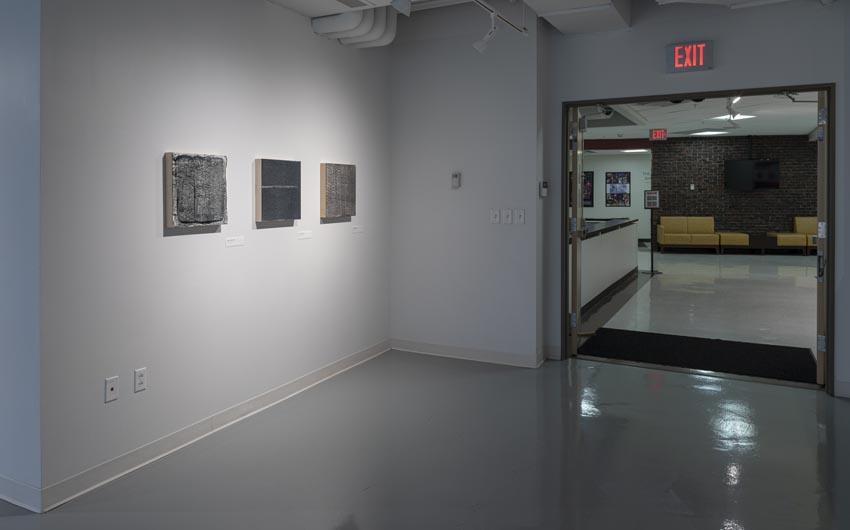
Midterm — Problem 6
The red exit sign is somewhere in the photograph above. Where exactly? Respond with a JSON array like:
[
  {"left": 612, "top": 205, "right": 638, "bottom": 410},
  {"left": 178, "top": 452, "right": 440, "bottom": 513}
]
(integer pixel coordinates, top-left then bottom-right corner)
[
  {"left": 650, "top": 129, "right": 668, "bottom": 141},
  {"left": 666, "top": 40, "right": 714, "bottom": 73}
]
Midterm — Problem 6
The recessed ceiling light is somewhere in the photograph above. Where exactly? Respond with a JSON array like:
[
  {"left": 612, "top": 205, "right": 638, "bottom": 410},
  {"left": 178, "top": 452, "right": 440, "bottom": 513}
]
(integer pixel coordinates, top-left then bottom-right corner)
[
  {"left": 711, "top": 114, "right": 755, "bottom": 121},
  {"left": 691, "top": 131, "right": 729, "bottom": 136},
  {"left": 622, "top": 149, "right": 649, "bottom": 153}
]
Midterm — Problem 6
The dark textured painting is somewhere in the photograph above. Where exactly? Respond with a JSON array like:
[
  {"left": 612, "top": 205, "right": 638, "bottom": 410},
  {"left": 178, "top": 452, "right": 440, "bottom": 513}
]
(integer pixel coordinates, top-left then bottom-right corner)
[
  {"left": 255, "top": 159, "right": 301, "bottom": 223},
  {"left": 164, "top": 153, "right": 228, "bottom": 228},
  {"left": 321, "top": 163, "right": 356, "bottom": 219}
]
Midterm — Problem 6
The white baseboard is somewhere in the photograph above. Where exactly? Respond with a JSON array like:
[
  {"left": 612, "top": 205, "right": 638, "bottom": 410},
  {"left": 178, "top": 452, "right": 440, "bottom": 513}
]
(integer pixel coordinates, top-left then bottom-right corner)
[
  {"left": 836, "top": 380, "right": 850, "bottom": 399},
  {"left": 40, "top": 341, "right": 391, "bottom": 513},
  {"left": 0, "top": 473, "right": 42, "bottom": 513},
  {"left": 391, "top": 339, "right": 539, "bottom": 368}
]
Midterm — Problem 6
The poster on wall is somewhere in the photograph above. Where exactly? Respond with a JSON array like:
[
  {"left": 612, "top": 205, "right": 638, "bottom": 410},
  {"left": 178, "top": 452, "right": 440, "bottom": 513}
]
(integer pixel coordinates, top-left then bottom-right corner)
[
  {"left": 568, "top": 171, "right": 595, "bottom": 207},
  {"left": 320, "top": 163, "right": 356, "bottom": 220},
  {"left": 255, "top": 159, "right": 301, "bottom": 224},
  {"left": 582, "top": 171, "right": 594, "bottom": 207},
  {"left": 605, "top": 172, "right": 631, "bottom": 207},
  {"left": 164, "top": 152, "right": 228, "bottom": 228}
]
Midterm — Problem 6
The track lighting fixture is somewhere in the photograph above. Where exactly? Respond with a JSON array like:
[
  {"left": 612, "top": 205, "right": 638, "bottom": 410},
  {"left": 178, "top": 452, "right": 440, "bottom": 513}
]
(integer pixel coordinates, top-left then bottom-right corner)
[{"left": 473, "top": 12, "right": 498, "bottom": 53}]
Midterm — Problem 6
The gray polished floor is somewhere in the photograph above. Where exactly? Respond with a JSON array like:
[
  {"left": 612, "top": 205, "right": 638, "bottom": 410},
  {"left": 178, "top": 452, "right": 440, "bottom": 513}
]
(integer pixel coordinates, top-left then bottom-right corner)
[
  {"left": 609, "top": 253, "right": 818, "bottom": 351},
  {"left": 2, "top": 350, "right": 848, "bottom": 529}
]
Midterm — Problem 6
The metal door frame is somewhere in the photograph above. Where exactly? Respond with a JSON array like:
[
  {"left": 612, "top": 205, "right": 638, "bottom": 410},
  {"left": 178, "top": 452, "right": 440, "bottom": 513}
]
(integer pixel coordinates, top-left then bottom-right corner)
[{"left": 561, "top": 84, "right": 836, "bottom": 395}]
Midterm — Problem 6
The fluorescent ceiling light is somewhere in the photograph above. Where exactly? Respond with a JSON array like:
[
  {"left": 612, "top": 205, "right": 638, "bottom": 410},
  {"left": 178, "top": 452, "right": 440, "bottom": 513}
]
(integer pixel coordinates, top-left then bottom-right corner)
[
  {"left": 732, "top": 97, "right": 742, "bottom": 104},
  {"left": 622, "top": 149, "right": 649, "bottom": 153},
  {"left": 711, "top": 114, "right": 756, "bottom": 121},
  {"left": 691, "top": 131, "right": 729, "bottom": 136}
]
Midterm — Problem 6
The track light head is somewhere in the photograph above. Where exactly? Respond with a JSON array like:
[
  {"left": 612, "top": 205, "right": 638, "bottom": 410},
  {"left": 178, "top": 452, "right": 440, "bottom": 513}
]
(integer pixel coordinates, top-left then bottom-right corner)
[{"left": 473, "top": 12, "right": 498, "bottom": 53}]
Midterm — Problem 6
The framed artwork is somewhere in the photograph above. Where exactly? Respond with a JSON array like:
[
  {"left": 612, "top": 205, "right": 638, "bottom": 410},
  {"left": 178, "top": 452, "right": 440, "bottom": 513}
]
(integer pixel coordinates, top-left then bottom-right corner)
[
  {"left": 582, "top": 171, "right": 594, "bottom": 207},
  {"left": 164, "top": 152, "right": 228, "bottom": 228},
  {"left": 605, "top": 172, "right": 631, "bottom": 207},
  {"left": 568, "top": 171, "right": 595, "bottom": 208},
  {"left": 320, "top": 163, "right": 356, "bottom": 220},
  {"left": 255, "top": 159, "right": 301, "bottom": 224}
]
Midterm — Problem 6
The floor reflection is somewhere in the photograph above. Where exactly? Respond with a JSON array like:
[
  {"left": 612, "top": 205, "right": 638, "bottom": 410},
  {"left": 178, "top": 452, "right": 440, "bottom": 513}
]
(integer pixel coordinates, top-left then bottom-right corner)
[{"left": 1, "top": 351, "right": 846, "bottom": 530}]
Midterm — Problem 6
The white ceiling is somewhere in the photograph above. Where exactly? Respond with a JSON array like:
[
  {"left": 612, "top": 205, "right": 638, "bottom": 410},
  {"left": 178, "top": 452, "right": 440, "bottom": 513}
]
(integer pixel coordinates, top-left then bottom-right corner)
[{"left": 584, "top": 92, "right": 819, "bottom": 139}]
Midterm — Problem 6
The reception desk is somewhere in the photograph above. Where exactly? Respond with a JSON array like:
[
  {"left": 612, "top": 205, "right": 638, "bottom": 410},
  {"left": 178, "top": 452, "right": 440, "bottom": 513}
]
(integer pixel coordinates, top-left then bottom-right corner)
[{"left": 573, "top": 218, "right": 639, "bottom": 309}]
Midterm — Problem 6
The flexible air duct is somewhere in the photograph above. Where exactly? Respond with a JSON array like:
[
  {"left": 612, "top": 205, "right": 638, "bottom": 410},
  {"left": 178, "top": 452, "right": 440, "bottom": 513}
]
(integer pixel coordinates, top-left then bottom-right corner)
[
  {"left": 339, "top": 7, "right": 388, "bottom": 46},
  {"left": 353, "top": 8, "right": 398, "bottom": 48}
]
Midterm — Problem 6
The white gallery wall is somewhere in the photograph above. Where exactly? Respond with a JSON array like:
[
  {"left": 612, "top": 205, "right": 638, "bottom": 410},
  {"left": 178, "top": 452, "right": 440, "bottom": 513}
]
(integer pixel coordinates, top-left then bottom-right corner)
[
  {"left": 40, "top": 0, "right": 392, "bottom": 496},
  {"left": 388, "top": 2, "right": 543, "bottom": 367},
  {"left": 581, "top": 153, "right": 652, "bottom": 240},
  {"left": 0, "top": 0, "right": 42, "bottom": 511},
  {"left": 541, "top": 0, "right": 850, "bottom": 396}
]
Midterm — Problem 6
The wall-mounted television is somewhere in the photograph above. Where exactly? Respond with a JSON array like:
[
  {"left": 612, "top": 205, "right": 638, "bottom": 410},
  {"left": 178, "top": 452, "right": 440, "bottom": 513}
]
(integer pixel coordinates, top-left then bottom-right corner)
[{"left": 725, "top": 160, "right": 781, "bottom": 191}]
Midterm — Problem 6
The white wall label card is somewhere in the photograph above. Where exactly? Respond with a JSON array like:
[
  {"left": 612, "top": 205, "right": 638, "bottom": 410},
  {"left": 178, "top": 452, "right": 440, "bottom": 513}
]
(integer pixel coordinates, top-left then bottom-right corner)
[
  {"left": 297, "top": 230, "right": 313, "bottom": 240},
  {"left": 225, "top": 236, "right": 246, "bottom": 248},
  {"left": 352, "top": 225, "right": 365, "bottom": 234}
]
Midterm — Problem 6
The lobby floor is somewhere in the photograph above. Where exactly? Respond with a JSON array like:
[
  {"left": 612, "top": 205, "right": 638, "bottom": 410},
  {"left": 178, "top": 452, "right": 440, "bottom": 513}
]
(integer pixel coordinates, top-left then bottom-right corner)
[
  {"left": 2, "top": 351, "right": 847, "bottom": 529},
  {"left": 608, "top": 252, "right": 818, "bottom": 352}
]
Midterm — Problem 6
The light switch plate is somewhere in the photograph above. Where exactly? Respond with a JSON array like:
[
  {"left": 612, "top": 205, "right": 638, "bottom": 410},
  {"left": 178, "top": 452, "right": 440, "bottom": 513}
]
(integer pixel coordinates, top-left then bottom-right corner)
[
  {"left": 105, "top": 376, "right": 119, "bottom": 403},
  {"left": 225, "top": 236, "right": 245, "bottom": 248},
  {"left": 501, "top": 209, "right": 513, "bottom": 224},
  {"left": 297, "top": 230, "right": 313, "bottom": 240},
  {"left": 490, "top": 210, "right": 500, "bottom": 224},
  {"left": 514, "top": 209, "right": 526, "bottom": 225},
  {"left": 134, "top": 368, "right": 147, "bottom": 393}
]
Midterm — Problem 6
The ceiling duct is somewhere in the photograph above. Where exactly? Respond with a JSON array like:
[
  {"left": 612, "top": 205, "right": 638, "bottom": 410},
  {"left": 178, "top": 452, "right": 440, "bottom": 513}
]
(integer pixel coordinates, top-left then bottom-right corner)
[{"left": 312, "top": 7, "right": 398, "bottom": 48}]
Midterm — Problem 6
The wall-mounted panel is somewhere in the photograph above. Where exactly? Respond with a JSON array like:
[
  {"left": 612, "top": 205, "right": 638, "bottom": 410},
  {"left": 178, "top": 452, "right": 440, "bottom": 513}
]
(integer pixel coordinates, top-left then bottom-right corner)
[
  {"left": 255, "top": 159, "right": 301, "bottom": 223},
  {"left": 320, "top": 163, "right": 356, "bottom": 219},
  {"left": 164, "top": 153, "right": 228, "bottom": 228}
]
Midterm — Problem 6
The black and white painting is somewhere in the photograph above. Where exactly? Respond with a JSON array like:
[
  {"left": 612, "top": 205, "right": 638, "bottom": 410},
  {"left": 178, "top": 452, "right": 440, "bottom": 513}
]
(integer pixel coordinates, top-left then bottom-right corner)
[
  {"left": 164, "top": 153, "right": 228, "bottom": 228},
  {"left": 320, "top": 163, "right": 356, "bottom": 220},
  {"left": 256, "top": 159, "right": 301, "bottom": 223}
]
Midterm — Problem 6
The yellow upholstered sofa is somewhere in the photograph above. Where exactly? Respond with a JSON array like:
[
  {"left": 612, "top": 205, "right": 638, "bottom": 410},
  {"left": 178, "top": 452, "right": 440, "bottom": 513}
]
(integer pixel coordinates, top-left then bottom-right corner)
[
  {"left": 657, "top": 216, "right": 720, "bottom": 252},
  {"left": 768, "top": 217, "right": 817, "bottom": 253}
]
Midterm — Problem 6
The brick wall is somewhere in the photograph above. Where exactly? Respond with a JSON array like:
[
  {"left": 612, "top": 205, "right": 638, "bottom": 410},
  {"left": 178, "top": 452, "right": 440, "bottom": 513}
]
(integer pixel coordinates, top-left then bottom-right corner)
[{"left": 650, "top": 135, "right": 817, "bottom": 241}]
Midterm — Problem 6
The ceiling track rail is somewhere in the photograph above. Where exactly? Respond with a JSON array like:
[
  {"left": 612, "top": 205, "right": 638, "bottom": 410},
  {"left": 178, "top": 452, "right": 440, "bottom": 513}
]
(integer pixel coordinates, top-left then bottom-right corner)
[{"left": 472, "top": 0, "right": 529, "bottom": 35}]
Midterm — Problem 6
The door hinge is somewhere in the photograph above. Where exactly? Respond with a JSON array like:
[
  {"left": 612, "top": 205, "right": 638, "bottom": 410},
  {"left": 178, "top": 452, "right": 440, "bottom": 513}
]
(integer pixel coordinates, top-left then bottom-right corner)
[
  {"left": 569, "top": 217, "right": 578, "bottom": 235},
  {"left": 818, "top": 335, "right": 827, "bottom": 353},
  {"left": 569, "top": 312, "right": 578, "bottom": 329},
  {"left": 818, "top": 222, "right": 827, "bottom": 240},
  {"left": 817, "top": 253, "right": 826, "bottom": 283}
]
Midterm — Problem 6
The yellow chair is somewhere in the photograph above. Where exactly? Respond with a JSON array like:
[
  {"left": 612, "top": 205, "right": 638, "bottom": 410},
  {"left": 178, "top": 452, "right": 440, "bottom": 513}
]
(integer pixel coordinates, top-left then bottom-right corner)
[
  {"left": 795, "top": 217, "right": 818, "bottom": 254},
  {"left": 768, "top": 216, "right": 814, "bottom": 253},
  {"left": 658, "top": 216, "right": 720, "bottom": 252},
  {"left": 719, "top": 232, "right": 750, "bottom": 253}
]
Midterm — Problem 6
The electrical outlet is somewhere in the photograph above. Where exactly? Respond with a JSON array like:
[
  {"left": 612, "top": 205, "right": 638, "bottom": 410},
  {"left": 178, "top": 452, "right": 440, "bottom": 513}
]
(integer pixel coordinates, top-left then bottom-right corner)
[
  {"left": 514, "top": 209, "right": 526, "bottom": 225},
  {"left": 105, "top": 376, "right": 119, "bottom": 403},
  {"left": 501, "top": 209, "right": 513, "bottom": 224},
  {"left": 134, "top": 368, "right": 148, "bottom": 393},
  {"left": 490, "top": 210, "right": 500, "bottom": 224}
]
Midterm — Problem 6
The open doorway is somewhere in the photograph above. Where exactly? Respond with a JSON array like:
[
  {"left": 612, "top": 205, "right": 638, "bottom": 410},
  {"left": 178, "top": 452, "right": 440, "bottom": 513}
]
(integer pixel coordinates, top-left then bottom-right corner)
[{"left": 561, "top": 86, "right": 835, "bottom": 393}]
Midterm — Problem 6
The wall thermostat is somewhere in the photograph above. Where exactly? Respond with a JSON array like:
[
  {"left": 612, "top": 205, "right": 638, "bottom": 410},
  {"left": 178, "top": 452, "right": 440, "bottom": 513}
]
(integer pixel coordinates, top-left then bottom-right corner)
[{"left": 539, "top": 181, "right": 549, "bottom": 198}]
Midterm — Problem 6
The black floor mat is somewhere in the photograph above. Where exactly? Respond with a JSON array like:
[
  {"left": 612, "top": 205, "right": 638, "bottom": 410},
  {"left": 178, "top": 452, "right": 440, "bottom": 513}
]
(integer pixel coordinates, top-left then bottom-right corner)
[{"left": 579, "top": 328, "right": 817, "bottom": 384}]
